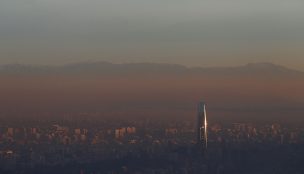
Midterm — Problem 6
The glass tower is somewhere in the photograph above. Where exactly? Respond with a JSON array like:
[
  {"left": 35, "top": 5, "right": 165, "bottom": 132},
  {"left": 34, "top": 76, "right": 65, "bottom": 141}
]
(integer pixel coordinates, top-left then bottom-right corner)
[{"left": 197, "top": 101, "right": 208, "bottom": 151}]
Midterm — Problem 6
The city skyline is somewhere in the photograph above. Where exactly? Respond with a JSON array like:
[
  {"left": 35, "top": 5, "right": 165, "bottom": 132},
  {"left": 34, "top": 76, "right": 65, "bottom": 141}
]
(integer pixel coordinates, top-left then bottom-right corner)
[{"left": 1, "top": 0, "right": 303, "bottom": 173}]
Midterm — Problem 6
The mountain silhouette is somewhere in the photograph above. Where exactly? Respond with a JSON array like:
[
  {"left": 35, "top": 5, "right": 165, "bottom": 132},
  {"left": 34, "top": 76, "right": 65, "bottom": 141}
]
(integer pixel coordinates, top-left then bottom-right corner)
[
  {"left": 0, "top": 61, "right": 304, "bottom": 123},
  {"left": 0, "top": 62, "right": 302, "bottom": 77}
]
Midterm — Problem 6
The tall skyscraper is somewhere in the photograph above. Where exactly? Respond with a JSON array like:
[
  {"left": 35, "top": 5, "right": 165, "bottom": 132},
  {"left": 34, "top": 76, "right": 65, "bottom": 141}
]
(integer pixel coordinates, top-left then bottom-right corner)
[{"left": 197, "top": 101, "right": 208, "bottom": 151}]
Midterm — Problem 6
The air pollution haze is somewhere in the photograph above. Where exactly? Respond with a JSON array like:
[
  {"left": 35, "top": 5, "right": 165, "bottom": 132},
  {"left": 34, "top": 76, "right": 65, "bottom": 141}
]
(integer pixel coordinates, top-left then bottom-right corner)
[
  {"left": 1, "top": 0, "right": 304, "bottom": 70},
  {"left": 2, "top": 1, "right": 304, "bottom": 173},
  {"left": 1, "top": 62, "right": 303, "bottom": 123}
]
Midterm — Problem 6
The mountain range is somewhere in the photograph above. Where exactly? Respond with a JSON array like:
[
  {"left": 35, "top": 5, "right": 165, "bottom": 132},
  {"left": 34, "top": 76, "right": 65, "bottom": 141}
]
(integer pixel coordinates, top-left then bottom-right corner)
[
  {"left": 0, "top": 61, "right": 303, "bottom": 123},
  {"left": 0, "top": 62, "right": 302, "bottom": 77}
]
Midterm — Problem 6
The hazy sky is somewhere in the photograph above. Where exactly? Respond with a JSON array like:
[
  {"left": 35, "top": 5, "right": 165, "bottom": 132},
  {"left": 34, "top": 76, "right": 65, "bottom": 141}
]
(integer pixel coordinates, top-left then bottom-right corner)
[{"left": 1, "top": 0, "right": 304, "bottom": 69}]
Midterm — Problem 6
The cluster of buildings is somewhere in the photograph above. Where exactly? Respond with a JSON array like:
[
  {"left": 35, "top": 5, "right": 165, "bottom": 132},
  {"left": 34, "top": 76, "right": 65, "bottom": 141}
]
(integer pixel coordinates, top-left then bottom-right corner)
[{"left": 0, "top": 102, "right": 303, "bottom": 173}]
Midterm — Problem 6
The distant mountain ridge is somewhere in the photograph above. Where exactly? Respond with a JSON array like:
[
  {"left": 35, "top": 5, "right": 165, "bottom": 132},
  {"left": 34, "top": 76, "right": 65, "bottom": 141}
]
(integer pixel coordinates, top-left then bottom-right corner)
[
  {"left": 0, "top": 62, "right": 302, "bottom": 76},
  {"left": 1, "top": 61, "right": 304, "bottom": 122}
]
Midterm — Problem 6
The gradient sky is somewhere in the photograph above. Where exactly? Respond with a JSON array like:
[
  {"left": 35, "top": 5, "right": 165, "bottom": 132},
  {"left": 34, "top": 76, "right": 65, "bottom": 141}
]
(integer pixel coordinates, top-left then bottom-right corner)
[{"left": 1, "top": 0, "right": 304, "bottom": 69}]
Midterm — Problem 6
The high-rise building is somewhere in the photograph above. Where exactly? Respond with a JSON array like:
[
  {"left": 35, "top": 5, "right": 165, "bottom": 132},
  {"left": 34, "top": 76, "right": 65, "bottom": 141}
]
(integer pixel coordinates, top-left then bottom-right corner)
[{"left": 197, "top": 101, "right": 208, "bottom": 151}]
